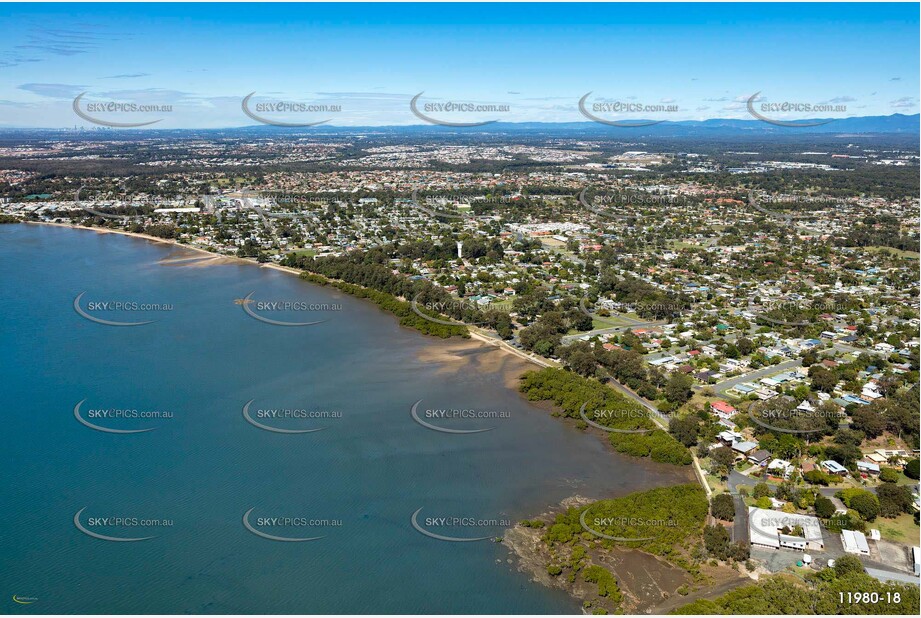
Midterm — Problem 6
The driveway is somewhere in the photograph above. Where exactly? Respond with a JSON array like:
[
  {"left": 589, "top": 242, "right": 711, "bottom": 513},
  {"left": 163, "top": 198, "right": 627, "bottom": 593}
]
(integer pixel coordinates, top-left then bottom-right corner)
[{"left": 732, "top": 495, "right": 749, "bottom": 544}]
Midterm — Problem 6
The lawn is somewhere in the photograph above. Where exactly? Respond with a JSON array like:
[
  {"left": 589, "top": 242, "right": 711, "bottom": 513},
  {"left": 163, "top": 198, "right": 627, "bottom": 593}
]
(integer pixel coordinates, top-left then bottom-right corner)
[
  {"left": 565, "top": 315, "right": 633, "bottom": 335},
  {"left": 706, "top": 474, "right": 728, "bottom": 495},
  {"left": 863, "top": 246, "right": 920, "bottom": 260},
  {"left": 874, "top": 513, "right": 920, "bottom": 543},
  {"left": 684, "top": 391, "right": 717, "bottom": 410},
  {"left": 488, "top": 298, "right": 514, "bottom": 312},
  {"left": 670, "top": 240, "right": 706, "bottom": 250}
]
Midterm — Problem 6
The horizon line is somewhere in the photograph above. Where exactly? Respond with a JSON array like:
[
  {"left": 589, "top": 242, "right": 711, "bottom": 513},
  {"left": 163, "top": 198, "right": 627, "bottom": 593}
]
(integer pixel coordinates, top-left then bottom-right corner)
[{"left": 1, "top": 112, "right": 919, "bottom": 133}]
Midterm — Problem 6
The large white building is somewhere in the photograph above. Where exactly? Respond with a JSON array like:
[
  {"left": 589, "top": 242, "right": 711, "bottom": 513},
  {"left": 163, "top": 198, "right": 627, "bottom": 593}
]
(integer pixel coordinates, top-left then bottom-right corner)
[{"left": 748, "top": 507, "right": 824, "bottom": 551}]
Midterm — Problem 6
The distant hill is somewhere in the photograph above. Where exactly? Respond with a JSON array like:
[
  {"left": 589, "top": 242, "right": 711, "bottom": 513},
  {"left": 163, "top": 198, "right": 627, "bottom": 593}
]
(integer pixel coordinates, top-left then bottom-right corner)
[{"left": 2, "top": 114, "right": 917, "bottom": 139}]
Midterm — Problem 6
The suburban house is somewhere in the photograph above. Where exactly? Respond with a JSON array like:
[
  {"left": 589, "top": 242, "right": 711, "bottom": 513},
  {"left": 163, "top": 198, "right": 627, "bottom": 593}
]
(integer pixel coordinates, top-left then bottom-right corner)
[
  {"left": 821, "top": 460, "right": 849, "bottom": 476},
  {"left": 766, "top": 458, "right": 795, "bottom": 480},
  {"left": 732, "top": 440, "right": 759, "bottom": 457},
  {"left": 711, "top": 400, "right": 737, "bottom": 420}
]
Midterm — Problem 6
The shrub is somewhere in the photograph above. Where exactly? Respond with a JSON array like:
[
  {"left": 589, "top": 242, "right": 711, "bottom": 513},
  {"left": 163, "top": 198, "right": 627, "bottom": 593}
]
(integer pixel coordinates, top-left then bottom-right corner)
[
  {"left": 519, "top": 519, "right": 545, "bottom": 528},
  {"left": 878, "top": 468, "right": 901, "bottom": 483},
  {"left": 583, "top": 566, "right": 621, "bottom": 601},
  {"left": 547, "top": 523, "right": 575, "bottom": 544},
  {"left": 833, "top": 554, "right": 864, "bottom": 577},
  {"left": 803, "top": 470, "right": 832, "bottom": 486},
  {"left": 905, "top": 459, "right": 920, "bottom": 480},
  {"left": 519, "top": 368, "right": 691, "bottom": 465}
]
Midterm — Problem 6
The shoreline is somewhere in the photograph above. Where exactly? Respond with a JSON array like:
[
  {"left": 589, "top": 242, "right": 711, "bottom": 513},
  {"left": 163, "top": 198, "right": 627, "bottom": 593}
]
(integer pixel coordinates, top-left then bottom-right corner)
[
  {"left": 24, "top": 221, "right": 547, "bottom": 367},
  {"left": 20, "top": 220, "right": 720, "bottom": 613}
]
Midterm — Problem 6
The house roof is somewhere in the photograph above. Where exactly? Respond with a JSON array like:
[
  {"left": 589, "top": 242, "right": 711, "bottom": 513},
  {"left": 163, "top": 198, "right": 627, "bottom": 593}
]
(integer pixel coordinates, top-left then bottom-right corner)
[
  {"left": 821, "top": 460, "right": 848, "bottom": 473},
  {"left": 733, "top": 441, "right": 758, "bottom": 453}
]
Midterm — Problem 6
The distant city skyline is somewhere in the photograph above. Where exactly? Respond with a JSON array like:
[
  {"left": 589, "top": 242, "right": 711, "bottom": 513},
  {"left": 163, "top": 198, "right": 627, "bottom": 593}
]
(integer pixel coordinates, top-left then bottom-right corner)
[{"left": 1, "top": 2, "right": 918, "bottom": 128}]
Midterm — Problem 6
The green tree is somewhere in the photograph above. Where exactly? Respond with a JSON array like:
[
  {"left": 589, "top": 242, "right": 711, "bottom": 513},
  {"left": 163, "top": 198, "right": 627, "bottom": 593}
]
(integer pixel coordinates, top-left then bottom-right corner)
[
  {"left": 905, "top": 459, "right": 920, "bottom": 480},
  {"left": 711, "top": 446, "right": 736, "bottom": 478},
  {"left": 877, "top": 484, "right": 913, "bottom": 518},
  {"left": 814, "top": 495, "right": 836, "bottom": 519},
  {"left": 879, "top": 467, "right": 901, "bottom": 483},
  {"left": 753, "top": 482, "right": 774, "bottom": 499},
  {"left": 711, "top": 493, "right": 735, "bottom": 521},
  {"left": 850, "top": 492, "right": 881, "bottom": 521},
  {"left": 669, "top": 415, "right": 700, "bottom": 447},
  {"left": 665, "top": 372, "right": 694, "bottom": 404}
]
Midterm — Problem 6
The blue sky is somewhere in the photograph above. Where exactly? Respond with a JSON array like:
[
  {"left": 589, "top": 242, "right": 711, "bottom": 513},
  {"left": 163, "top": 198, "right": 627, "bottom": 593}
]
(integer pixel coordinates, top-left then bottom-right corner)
[{"left": 0, "top": 2, "right": 918, "bottom": 128}]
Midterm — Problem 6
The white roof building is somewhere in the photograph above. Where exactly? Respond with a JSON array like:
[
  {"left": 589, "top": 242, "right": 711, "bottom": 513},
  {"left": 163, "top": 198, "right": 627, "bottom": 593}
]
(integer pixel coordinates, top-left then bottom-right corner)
[
  {"left": 841, "top": 530, "right": 871, "bottom": 556},
  {"left": 749, "top": 507, "right": 824, "bottom": 551}
]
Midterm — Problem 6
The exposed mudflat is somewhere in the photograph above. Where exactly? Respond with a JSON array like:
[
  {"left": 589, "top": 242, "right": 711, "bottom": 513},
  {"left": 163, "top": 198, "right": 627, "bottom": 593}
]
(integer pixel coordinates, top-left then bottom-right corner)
[{"left": 503, "top": 497, "right": 750, "bottom": 614}]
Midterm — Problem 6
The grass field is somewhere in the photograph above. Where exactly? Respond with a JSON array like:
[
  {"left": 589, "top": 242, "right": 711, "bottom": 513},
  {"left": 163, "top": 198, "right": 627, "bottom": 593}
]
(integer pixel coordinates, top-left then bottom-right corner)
[
  {"left": 564, "top": 316, "right": 639, "bottom": 335},
  {"left": 670, "top": 240, "right": 706, "bottom": 250},
  {"left": 488, "top": 298, "right": 514, "bottom": 311},
  {"left": 875, "top": 513, "right": 920, "bottom": 543},
  {"left": 863, "top": 246, "right": 920, "bottom": 260}
]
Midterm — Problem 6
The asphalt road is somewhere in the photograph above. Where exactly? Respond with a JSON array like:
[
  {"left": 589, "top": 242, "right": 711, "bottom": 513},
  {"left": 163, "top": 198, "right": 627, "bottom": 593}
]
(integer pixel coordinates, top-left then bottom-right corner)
[
  {"left": 561, "top": 319, "right": 665, "bottom": 345},
  {"left": 714, "top": 358, "right": 801, "bottom": 395}
]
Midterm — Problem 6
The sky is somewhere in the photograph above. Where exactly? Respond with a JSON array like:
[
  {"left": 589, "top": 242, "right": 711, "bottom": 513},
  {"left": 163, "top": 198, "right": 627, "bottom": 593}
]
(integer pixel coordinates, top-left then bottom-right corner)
[{"left": 0, "top": 2, "right": 918, "bottom": 128}]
